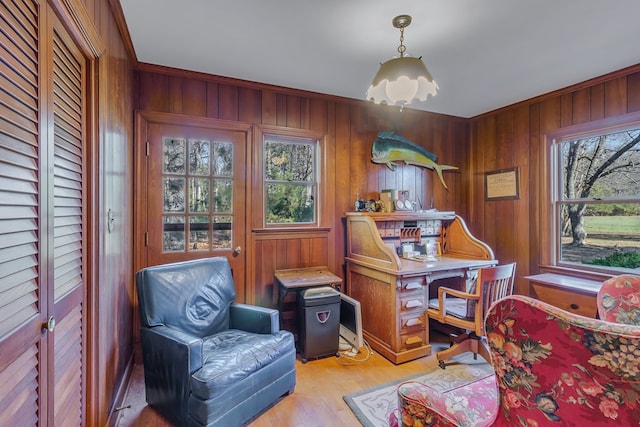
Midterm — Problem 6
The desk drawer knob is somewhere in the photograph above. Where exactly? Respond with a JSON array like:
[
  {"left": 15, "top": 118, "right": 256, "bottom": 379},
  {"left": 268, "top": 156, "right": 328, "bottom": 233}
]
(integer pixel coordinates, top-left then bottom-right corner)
[{"left": 570, "top": 303, "right": 579, "bottom": 310}]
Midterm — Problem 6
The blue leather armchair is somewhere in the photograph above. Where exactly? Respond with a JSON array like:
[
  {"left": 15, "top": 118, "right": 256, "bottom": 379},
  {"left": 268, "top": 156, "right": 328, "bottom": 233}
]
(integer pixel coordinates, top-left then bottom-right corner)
[{"left": 136, "top": 257, "right": 296, "bottom": 426}]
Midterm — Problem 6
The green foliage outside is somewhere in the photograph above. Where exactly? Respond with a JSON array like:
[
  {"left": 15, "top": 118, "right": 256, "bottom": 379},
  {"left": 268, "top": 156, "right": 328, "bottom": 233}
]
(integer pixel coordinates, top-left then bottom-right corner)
[
  {"left": 578, "top": 215, "right": 640, "bottom": 268},
  {"left": 586, "top": 252, "right": 640, "bottom": 268},
  {"left": 266, "top": 183, "right": 314, "bottom": 224}
]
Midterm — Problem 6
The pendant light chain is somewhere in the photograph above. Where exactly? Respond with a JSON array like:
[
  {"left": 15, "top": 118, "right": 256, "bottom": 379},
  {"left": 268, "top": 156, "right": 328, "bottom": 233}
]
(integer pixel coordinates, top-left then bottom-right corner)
[{"left": 397, "top": 26, "right": 406, "bottom": 57}]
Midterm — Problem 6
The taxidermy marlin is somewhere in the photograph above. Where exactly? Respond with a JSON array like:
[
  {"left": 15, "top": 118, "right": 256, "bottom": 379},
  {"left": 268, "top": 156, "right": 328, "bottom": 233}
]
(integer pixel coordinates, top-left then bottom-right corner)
[{"left": 371, "top": 131, "right": 458, "bottom": 189}]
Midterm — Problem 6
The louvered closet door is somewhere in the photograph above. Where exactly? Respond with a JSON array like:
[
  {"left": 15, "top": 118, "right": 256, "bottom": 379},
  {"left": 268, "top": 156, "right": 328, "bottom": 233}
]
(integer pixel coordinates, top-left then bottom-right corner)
[
  {"left": 0, "top": 0, "right": 44, "bottom": 424},
  {"left": 0, "top": 2, "right": 86, "bottom": 425},
  {"left": 48, "top": 9, "right": 87, "bottom": 426}
]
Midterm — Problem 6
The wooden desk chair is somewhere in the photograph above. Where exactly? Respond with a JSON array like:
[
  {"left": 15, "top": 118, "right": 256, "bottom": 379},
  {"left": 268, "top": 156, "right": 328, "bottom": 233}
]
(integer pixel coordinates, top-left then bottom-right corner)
[{"left": 427, "top": 262, "right": 516, "bottom": 369}]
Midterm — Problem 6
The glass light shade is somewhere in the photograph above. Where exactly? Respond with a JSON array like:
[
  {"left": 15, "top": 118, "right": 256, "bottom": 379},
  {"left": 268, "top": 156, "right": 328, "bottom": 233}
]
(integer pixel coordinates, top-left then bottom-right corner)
[{"left": 366, "top": 56, "right": 438, "bottom": 106}]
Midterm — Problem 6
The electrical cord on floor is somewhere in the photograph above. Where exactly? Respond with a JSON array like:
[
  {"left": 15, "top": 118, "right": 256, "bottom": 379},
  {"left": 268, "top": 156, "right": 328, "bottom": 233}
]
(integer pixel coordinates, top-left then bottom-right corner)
[{"left": 336, "top": 339, "right": 373, "bottom": 365}]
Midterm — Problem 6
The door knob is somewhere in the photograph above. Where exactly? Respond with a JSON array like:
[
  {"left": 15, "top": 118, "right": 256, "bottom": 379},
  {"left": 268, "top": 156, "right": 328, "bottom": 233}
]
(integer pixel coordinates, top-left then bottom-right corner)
[
  {"left": 233, "top": 246, "right": 242, "bottom": 256},
  {"left": 43, "top": 316, "right": 56, "bottom": 333}
]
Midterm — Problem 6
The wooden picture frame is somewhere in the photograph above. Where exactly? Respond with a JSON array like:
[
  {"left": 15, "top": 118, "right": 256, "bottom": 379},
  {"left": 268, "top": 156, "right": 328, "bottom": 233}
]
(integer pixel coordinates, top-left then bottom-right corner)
[{"left": 485, "top": 167, "right": 520, "bottom": 200}]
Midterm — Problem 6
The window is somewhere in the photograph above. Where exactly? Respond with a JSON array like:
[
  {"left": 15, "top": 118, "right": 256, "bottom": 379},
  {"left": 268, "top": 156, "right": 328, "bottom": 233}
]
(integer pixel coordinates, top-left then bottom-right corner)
[
  {"left": 263, "top": 133, "right": 318, "bottom": 225},
  {"left": 550, "top": 119, "right": 640, "bottom": 273}
]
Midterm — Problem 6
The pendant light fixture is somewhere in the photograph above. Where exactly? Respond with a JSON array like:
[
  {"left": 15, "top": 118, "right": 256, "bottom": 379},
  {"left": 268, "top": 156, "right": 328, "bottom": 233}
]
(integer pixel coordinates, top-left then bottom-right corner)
[{"left": 366, "top": 14, "right": 438, "bottom": 109}]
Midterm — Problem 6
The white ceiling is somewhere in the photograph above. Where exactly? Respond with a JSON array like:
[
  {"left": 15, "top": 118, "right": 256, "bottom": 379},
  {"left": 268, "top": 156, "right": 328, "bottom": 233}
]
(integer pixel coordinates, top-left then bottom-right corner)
[{"left": 119, "top": 0, "right": 640, "bottom": 118}]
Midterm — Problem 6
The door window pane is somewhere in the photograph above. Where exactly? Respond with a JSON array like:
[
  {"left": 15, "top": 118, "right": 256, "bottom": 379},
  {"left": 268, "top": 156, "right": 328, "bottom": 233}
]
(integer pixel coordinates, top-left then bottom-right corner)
[
  {"left": 213, "top": 142, "right": 233, "bottom": 176},
  {"left": 213, "top": 215, "right": 232, "bottom": 249},
  {"left": 189, "top": 139, "right": 210, "bottom": 175},
  {"left": 189, "top": 178, "right": 209, "bottom": 212},
  {"left": 163, "top": 215, "right": 185, "bottom": 251},
  {"left": 213, "top": 178, "right": 232, "bottom": 213},
  {"left": 163, "top": 137, "right": 186, "bottom": 173},
  {"left": 164, "top": 178, "right": 185, "bottom": 212},
  {"left": 189, "top": 215, "right": 210, "bottom": 251}
]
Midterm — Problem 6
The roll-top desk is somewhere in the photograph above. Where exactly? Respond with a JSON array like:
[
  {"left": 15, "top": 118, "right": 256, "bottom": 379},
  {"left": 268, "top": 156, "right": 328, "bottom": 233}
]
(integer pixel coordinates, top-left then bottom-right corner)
[{"left": 345, "top": 211, "right": 496, "bottom": 364}]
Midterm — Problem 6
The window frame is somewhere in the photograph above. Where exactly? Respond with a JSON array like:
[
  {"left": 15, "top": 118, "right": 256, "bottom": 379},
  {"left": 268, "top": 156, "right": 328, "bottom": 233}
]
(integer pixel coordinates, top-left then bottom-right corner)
[
  {"left": 254, "top": 125, "right": 326, "bottom": 229},
  {"left": 543, "top": 111, "right": 640, "bottom": 278}
]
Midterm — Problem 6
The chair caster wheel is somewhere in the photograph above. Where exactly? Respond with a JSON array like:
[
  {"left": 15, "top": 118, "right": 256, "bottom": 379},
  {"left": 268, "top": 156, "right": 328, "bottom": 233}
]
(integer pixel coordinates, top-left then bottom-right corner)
[{"left": 438, "top": 360, "right": 446, "bottom": 370}]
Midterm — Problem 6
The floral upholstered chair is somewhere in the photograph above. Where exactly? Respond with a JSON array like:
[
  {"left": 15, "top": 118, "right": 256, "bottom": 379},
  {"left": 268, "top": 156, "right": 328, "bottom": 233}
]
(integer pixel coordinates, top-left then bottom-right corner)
[
  {"left": 393, "top": 295, "right": 640, "bottom": 426},
  {"left": 597, "top": 274, "right": 640, "bottom": 325}
]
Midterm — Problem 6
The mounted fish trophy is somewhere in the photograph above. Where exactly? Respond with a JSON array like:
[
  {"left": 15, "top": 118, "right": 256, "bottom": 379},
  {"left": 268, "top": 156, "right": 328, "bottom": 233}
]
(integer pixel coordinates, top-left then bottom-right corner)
[{"left": 371, "top": 131, "right": 458, "bottom": 189}]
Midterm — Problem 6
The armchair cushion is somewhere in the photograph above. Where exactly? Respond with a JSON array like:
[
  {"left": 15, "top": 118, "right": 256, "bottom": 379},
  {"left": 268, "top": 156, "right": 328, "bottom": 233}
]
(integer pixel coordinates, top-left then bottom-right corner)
[
  {"left": 189, "top": 329, "right": 295, "bottom": 426},
  {"left": 192, "top": 329, "right": 292, "bottom": 398}
]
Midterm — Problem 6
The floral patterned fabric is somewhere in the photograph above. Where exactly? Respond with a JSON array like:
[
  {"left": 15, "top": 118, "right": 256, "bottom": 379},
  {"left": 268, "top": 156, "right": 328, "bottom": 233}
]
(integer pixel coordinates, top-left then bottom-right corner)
[
  {"left": 394, "top": 375, "right": 498, "bottom": 427},
  {"left": 597, "top": 275, "right": 640, "bottom": 325},
  {"left": 395, "top": 295, "right": 640, "bottom": 426}
]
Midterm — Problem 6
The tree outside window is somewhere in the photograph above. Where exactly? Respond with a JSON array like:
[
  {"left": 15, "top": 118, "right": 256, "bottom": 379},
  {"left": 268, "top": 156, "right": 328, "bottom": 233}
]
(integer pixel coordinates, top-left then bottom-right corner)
[
  {"left": 553, "top": 124, "right": 640, "bottom": 271},
  {"left": 264, "top": 135, "right": 317, "bottom": 225}
]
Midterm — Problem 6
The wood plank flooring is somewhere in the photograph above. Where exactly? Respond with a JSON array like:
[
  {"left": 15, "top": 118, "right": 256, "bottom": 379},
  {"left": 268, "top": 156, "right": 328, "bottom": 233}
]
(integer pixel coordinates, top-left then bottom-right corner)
[{"left": 114, "top": 333, "right": 451, "bottom": 426}]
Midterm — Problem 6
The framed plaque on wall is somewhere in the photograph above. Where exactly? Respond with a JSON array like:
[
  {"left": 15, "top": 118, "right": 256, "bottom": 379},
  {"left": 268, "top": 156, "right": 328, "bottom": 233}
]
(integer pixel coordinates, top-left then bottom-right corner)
[{"left": 485, "top": 167, "right": 520, "bottom": 200}]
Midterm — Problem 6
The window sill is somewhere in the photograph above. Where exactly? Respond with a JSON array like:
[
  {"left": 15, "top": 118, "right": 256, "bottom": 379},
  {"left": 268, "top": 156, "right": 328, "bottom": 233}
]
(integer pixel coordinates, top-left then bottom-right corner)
[
  {"left": 253, "top": 227, "right": 331, "bottom": 233},
  {"left": 252, "top": 227, "right": 331, "bottom": 240},
  {"left": 525, "top": 272, "right": 603, "bottom": 296}
]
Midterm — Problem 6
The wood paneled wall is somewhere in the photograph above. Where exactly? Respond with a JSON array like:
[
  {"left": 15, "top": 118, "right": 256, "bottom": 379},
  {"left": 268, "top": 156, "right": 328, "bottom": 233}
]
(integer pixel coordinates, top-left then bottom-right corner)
[
  {"left": 79, "top": 0, "right": 135, "bottom": 425},
  {"left": 253, "top": 229, "right": 330, "bottom": 307},
  {"left": 470, "top": 65, "right": 640, "bottom": 294},
  {"left": 134, "top": 64, "right": 470, "bottom": 304}
]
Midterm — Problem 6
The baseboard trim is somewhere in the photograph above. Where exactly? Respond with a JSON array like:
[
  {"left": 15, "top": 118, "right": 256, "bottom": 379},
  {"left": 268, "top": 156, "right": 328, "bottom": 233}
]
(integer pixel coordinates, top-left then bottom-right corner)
[{"left": 107, "top": 352, "right": 136, "bottom": 427}]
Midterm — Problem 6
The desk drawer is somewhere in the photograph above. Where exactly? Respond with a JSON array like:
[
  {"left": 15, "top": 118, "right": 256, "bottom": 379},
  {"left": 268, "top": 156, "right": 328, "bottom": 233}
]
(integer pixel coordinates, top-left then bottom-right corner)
[
  {"left": 530, "top": 284, "right": 597, "bottom": 317},
  {"left": 400, "top": 330, "right": 426, "bottom": 351},
  {"left": 400, "top": 295, "right": 425, "bottom": 312},
  {"left": 400, "top": 276, "right": 426, "bottom": 293},
  {"left": 400, "top": 313, "right": 425, "bottom": 334}
]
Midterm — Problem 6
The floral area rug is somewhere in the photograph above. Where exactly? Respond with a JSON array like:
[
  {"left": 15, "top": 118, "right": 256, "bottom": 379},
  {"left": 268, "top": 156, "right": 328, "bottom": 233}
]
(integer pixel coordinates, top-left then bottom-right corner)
[{"left": 343, "top": 358, "right": 494, "bottom": 427}]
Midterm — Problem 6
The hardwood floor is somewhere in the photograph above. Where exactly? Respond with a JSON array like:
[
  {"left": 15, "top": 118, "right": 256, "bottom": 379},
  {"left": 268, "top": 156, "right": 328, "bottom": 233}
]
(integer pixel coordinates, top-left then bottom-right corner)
[{"left": 114, "top": 333, "right": 451, "bottom": 426}]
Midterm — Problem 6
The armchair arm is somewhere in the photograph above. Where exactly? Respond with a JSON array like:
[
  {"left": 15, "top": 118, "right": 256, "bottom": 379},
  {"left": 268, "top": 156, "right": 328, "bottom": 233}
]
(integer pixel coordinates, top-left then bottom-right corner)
[
  {"left": 437, "top": 286, "right": 479, "bottom": 319},
  {"left": 230, "top": 303, "right": 279, "bottom": 334},
  {"left": 141, "top": 326, "right": 202, "bottom": 374},
  {"left": 140, "top": 325, "right": 203, "bottom": 424},
  {"left": 398, "top": 381, "right": 459, "bottom": 426},
  {"left": 438, "top": 286, "right": 477, "bottom": 299},
  {"left": 398, "top": 377, "right": 498, "bottom": 427}
]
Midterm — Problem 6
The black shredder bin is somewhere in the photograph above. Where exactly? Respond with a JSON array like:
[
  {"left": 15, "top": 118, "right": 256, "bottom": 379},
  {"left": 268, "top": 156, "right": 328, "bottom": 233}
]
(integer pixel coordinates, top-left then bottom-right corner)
[{"left": 298, "top": 286, "right": 340, "bottom": 362}]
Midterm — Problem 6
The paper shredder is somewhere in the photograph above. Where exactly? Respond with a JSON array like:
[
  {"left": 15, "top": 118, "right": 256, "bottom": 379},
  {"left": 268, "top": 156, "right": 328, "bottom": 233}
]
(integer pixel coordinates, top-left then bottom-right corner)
[{"left": 298, "top": 286, "right": 340, "bottom": 362}]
